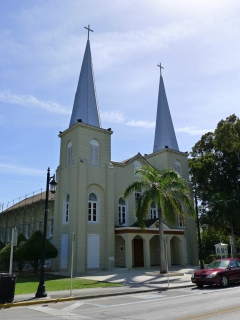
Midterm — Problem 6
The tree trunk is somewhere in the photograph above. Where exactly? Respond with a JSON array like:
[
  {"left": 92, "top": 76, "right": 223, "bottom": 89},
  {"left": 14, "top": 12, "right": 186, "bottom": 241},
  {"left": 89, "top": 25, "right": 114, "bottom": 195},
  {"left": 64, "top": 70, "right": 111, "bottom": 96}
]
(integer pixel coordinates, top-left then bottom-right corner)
[{"left": 159, "top": 210, "right": 167, "bottom": 273}]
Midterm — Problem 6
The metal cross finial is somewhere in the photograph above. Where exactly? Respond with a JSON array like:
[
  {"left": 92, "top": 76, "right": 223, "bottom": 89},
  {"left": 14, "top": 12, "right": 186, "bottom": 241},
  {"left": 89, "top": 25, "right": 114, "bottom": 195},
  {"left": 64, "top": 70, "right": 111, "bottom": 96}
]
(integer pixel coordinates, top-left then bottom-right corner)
[
  {"left": 157, "top": 63, "right": 164, "bottom": 76},
  {"left": 84, "top": 25, "right": 93, "bottom": 40}
]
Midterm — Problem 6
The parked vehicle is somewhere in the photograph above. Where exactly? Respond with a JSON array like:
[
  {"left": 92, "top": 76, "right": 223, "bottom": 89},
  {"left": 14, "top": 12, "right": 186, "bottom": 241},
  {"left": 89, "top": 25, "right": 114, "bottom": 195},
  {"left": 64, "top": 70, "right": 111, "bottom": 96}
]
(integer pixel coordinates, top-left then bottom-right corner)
[{"left": 191, "top": 258, "right": 240, "bottom": 288}]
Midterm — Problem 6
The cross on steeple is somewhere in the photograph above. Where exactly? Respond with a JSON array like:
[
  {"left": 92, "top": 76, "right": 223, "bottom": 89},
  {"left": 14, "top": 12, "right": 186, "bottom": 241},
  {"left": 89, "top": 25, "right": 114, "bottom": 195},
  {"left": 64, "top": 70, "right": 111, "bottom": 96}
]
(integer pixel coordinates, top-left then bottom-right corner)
[
  {"left": 157, "top": 63, "right": 164, "bottom": 76},
  {"left": 153, "top": 62, "right": 179, "bottom": 152},
  {"left": 69, "top": 25, "right": 100, "bottom": 128},
  {"left": 84, "top": 25, "right": 93, "bottom": 40}
]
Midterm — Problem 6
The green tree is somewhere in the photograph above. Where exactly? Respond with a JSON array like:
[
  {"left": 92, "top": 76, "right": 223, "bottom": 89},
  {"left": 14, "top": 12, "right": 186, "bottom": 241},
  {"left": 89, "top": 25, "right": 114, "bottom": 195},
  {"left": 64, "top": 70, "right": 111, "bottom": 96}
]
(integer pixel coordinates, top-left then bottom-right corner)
[
  {"left": 200, "top": 228, "right": 230, "bottom": 263},
  {"left": 0, "top": 243, "right": 11, "bottom": 270},
  {"left": 15, "top": 233, "right": 27, "bottom": 272},
  {"left": 123, "top": 165, "right": 195, "bottom": 273},
  {"left": 0, "top": 234, "right": 28, "bottom": 272},
  {"left": 0, "top": 240, "right": 5, "bottom": 251},
  {"left": 189, "top": 114, "right": 240, "bottom": 257},
  {"left": 0, "top": 241, "right": 5, "bottom": 269},
  {"left": 215, "top": 114, "right": 240, "bottom": 158},
  {"left": 21, "top": 230, "right": 58, "bottom": 272}
]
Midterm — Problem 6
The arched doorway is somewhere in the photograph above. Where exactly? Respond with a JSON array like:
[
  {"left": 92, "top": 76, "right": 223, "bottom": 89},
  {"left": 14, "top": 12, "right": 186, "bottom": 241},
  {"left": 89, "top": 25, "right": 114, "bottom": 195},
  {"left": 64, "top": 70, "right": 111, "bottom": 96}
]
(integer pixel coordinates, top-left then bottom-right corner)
[
  {"left": 133, "top": 236, "right": 144, "bottom": 267},
  {"left": 150, "top": 235, "right": 159, "bottom": 266},
  {"left": 170, "top": 236, "right": 181, "bottom": 265}
]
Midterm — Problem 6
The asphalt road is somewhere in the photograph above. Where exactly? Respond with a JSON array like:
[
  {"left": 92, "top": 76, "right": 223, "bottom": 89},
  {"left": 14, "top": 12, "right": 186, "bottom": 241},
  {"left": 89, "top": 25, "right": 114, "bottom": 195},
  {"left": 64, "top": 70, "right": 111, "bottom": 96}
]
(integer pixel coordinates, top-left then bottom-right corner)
[{"left": 2, "top": 284, "right": 240, "bottom": 319}]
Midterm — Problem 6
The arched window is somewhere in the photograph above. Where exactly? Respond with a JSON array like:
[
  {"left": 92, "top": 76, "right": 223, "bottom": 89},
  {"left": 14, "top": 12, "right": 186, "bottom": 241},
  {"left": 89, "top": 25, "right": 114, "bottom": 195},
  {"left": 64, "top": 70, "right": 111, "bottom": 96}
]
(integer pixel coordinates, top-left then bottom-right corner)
[
  {"left": 88, "top": 193, "right": 99, "bottom": 222},
  {"left": 134, "top": 161, "right": 141, "bottom": 176},
  {"left": 63, "top": 194, "right": 70, "bottom": 224},
  {"left": 67, "top": 141, "right": 72, "bottom": 167},
  {"left": 175, "top": 160, "right": 181, "bottom": 174},
  {"left": 90, "top": 139, "right": 99, "bottom": 166},
  {"left": 151, "top": 202, "right": 158, "bottom": 219},
  {"left": 118, "top": 198, "right": 126, "bottom": 225}
]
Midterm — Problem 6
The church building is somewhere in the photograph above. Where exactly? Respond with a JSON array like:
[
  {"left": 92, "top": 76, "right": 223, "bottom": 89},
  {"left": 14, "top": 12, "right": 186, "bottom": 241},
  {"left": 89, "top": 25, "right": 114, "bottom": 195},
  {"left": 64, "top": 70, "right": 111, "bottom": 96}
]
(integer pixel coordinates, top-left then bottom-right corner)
[{"left": 52, "top": 27, "right": 198, "bottom": 273}]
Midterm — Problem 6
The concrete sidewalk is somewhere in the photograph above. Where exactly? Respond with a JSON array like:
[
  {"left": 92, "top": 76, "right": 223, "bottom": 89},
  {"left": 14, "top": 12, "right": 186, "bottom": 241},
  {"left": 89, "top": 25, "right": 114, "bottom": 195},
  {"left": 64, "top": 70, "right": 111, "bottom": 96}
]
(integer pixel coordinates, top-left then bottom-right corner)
[{"left": 0, "top": 266, "right": 199, "bottom": 309}]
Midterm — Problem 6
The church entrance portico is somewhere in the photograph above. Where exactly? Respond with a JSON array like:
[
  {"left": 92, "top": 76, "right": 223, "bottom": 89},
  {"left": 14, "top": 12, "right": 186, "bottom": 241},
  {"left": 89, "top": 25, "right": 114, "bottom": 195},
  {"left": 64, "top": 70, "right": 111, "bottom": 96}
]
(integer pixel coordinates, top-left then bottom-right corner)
[
  {"left": 115, "top": 228, "right": 185, "bottom": 269},
  {"left": 115, "top": 231, "right": 148, "bottom": 269}
]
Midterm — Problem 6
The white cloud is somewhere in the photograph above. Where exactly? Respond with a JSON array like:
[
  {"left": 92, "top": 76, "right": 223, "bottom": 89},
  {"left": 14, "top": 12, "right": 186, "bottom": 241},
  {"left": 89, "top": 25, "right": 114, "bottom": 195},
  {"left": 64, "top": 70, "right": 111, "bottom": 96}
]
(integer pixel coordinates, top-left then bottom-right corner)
[
  {"left": 126, "top": 120, "right": 155, "bottom": 128},
  {"left": 0, "top": 163, "right": 45, "bottom": 176},
  {"left": 101, "top": 110, "right": 155, "bottom": 129},
  {"left": 176, "top": 126, "right": 213, "bottom": 135},
  {"left": 93, "top": 22, "right": 197, "bottom": 71},
  {"left": 101, "top": 110, "right": 124, "bottom": 123},
  {"left": 0, "top": 90, "right": 70, "bottom": 115},
  {"left": 0, "top": 90, "right": 217, "bottom": 136}
]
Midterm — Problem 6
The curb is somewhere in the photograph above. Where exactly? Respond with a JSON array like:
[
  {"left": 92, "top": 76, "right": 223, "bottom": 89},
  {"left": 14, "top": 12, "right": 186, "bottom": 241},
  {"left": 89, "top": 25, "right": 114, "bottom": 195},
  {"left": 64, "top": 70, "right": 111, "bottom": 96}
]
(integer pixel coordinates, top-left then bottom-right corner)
[
  {"left": 0, "top": 283, "right": 195, "bottom": 309},
  {"left": 145, "top": 272, "right": 185, "bottom": 277}
]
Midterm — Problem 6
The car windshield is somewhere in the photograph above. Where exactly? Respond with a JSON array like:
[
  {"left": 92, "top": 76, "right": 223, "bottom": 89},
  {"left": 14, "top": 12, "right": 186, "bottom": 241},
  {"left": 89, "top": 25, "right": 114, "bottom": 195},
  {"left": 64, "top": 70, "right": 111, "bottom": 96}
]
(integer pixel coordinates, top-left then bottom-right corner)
[{"left": 206, "top": 260, "right": 229, "bottom": 269}]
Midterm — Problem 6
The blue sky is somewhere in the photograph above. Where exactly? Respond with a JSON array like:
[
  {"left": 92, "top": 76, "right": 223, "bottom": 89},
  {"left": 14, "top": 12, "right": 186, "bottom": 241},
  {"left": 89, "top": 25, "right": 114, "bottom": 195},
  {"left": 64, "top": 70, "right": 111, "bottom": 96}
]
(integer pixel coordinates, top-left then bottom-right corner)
[{"left": 1, "top": 0, "right": 240, "bottom": 210}]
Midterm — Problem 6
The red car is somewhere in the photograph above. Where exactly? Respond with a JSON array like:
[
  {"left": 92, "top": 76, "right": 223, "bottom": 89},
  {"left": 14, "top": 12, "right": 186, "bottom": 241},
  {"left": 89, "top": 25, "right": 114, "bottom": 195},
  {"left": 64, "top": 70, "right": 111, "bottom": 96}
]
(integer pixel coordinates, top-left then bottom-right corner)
[{"left": 191, "top": 258, "right": 240, "bottom": 288}]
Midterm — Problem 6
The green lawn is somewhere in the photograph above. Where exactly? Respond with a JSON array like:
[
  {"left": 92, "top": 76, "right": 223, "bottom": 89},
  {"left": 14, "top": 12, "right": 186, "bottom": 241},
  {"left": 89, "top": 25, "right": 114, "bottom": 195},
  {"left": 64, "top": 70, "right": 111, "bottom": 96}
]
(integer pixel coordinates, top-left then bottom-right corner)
[{"left": 15, "top": 273, "right": 121, "bottom": 295}]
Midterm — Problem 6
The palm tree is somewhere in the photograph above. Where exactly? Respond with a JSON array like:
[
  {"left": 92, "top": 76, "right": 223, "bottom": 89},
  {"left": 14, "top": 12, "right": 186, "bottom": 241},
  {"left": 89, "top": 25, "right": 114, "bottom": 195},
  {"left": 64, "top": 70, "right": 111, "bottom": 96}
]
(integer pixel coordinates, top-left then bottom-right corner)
[{"left": 123, "top": 165, "right": 195, "bottom": 273}]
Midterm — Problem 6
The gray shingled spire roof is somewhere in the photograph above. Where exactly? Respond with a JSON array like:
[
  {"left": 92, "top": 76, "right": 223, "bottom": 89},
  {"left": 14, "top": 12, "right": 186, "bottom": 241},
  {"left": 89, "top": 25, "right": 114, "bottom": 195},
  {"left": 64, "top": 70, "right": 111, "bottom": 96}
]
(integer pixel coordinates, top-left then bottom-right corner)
[
  {"left": 153, "top": 67, "right": 179, "bottom": 152},
  {"left": 69, "top": 33, "right": 101, "bottom": 128}
]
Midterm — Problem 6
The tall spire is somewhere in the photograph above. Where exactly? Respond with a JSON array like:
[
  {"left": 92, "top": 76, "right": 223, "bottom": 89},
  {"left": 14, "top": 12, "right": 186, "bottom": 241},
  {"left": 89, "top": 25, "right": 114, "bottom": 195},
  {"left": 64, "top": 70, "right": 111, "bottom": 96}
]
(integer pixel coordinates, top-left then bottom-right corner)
[
  {"left": 153, "top": 64, "right": 179, "bottom": 152},
  {"left": 69, "top": 25, "right": 101, "bottom": 128}
]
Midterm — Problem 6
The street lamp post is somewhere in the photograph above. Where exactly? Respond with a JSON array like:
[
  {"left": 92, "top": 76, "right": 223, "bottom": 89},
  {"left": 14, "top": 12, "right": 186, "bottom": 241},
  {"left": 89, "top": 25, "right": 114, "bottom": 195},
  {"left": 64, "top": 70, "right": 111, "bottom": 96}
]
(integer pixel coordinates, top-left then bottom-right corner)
[
  {"left": 35, "top": 168, "right": 57, "bottom": 298},
  {"left": 194, "top": 189, "right": 204, "bottom": 270}
]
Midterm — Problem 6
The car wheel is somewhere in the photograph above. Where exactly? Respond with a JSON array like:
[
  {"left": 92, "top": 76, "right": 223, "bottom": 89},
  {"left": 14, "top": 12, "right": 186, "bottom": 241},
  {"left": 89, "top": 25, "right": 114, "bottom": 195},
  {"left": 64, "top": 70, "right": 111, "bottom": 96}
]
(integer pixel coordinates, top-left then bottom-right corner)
[
  {"left": 197, "top": 284, "right": 203, "bottom": 288},
  {"left": 220, "top": 276, "right": 229, "bottom": 287}
]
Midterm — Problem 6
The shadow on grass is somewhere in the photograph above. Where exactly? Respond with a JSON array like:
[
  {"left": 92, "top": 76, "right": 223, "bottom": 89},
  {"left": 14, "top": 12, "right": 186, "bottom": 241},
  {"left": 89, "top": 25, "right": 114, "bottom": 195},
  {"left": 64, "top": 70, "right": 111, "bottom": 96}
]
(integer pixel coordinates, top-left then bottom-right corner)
[
  {"left": 14, "top": 273, "right": 121, "bottom": 295},
  {"left": 15, "top": 273, "right": 69, "bottom": 284}
]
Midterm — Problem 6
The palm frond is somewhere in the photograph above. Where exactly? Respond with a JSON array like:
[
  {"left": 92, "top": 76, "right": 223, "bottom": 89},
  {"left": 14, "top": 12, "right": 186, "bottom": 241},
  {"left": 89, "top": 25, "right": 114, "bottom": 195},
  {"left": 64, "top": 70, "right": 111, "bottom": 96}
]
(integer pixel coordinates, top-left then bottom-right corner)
[
  {"left": 123, "top": 180, "right": 144, "bottom": 199},
  {"left": 124, "top": 165, "right": 195, "bottom": 227}
]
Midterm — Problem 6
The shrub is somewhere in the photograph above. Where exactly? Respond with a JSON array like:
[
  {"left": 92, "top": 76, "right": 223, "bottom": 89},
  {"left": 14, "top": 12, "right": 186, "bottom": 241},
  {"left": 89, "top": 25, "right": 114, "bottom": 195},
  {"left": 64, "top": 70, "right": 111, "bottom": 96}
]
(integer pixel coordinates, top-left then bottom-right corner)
[{"left": 21, "top": 230, "right": 58, "bottom": 272}]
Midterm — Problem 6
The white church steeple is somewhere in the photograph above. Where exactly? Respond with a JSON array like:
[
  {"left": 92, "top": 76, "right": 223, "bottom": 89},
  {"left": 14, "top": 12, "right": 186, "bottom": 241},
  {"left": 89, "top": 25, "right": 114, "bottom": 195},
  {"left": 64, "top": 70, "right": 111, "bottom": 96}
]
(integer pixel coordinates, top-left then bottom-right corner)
[
  {"left": 153, "top": 64, "right": 179, "bottom": 152},
  {"left": 69, "top": 25, "right": 101, "bottom": 128}
]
